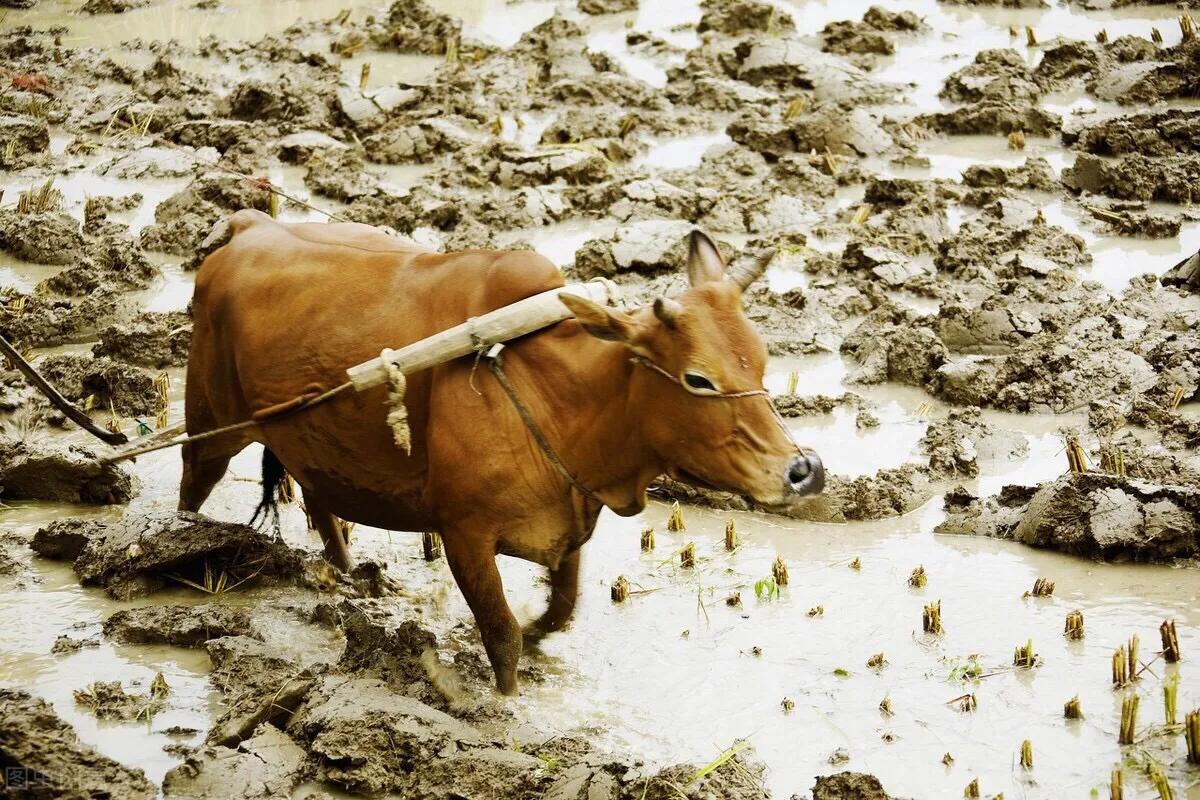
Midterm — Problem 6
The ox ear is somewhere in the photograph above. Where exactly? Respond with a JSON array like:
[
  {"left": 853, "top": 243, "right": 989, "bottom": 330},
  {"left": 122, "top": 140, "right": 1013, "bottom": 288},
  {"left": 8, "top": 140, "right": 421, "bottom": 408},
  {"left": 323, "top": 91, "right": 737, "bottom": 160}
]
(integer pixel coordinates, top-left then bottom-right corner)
[
  {"left": 687, "top": 230, "right": 728, "bottom": 287},
  {"left": 687, "top": 230, "right": 727, "bottom": 287},
  {"left": 560, "top": 293, "right": 644, "bottom": 346}
]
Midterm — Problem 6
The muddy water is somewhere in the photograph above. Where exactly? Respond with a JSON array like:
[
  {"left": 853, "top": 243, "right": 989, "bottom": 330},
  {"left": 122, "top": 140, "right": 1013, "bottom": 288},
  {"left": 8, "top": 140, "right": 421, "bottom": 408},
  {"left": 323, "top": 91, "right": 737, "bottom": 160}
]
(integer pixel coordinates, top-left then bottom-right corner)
[{"left": 3, "top": 0, "right": 1200, "bottom": 798}]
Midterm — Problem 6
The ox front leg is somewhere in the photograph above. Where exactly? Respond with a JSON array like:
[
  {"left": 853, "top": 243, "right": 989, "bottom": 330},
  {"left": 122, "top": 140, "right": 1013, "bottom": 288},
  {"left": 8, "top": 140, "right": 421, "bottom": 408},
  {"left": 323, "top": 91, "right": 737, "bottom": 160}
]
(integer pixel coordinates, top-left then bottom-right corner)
[
  {"left": 443, "top": 530, "right": 521, "bottom": 695},
  {"left": 524, "top": 548, "right": 580, "bottom": 647}
]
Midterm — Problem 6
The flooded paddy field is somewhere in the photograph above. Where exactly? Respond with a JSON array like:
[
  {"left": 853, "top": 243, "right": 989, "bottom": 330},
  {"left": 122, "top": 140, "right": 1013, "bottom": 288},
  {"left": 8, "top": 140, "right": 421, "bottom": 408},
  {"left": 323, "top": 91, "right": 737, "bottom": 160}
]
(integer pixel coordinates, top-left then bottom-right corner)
[{"left": 1, "top": 0, "right": 1199, "bottom": 797}]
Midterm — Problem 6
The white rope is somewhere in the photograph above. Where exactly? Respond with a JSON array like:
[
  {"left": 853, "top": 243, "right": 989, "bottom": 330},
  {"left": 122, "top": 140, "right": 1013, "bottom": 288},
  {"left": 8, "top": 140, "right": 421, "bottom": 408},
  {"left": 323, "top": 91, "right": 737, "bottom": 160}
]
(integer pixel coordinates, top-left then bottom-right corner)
[{"left": 382, "top": 348, "right": 412, "bottom": 454}]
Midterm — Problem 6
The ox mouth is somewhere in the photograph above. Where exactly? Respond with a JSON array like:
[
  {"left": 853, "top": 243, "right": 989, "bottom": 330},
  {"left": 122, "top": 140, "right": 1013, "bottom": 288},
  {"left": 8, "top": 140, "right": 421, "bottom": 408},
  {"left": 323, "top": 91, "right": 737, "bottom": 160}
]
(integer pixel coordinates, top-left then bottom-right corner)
[{"left": 672, "top": 468, "right": 727, "bottom": 493}]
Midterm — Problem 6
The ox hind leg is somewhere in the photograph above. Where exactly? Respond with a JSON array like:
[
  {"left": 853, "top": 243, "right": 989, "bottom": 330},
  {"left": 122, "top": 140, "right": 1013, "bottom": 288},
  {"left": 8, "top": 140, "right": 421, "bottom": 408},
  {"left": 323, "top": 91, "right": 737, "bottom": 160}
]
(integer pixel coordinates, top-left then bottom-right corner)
[
  {"left": 300, "top": 490, "right": 353, "bottom": 571},
  {"left": 442, "top": 527, "right": 521, "bottom": 695},
  {"left": 524, "top": 548, "right": 581, "bottom": 647}
]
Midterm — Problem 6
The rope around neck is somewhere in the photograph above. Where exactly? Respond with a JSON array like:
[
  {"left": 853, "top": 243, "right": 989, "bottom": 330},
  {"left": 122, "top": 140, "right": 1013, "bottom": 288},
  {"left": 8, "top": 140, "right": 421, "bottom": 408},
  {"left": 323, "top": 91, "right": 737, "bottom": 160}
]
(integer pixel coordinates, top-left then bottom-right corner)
[{"left": 482, "top": 347, "right": 806, "bottom": 508}]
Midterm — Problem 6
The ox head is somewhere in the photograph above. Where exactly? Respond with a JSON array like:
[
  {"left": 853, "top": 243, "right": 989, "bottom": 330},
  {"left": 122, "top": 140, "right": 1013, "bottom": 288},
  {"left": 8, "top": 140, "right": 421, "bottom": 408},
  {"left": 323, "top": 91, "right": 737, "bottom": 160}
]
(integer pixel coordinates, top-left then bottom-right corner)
[{"left": 560, "top": 230, "right": 824, "bottom": 508}]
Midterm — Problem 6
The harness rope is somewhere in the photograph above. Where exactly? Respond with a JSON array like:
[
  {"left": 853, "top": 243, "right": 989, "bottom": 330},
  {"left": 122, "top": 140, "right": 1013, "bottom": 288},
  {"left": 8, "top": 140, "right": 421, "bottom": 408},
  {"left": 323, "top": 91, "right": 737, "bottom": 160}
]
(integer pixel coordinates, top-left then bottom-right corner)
[{"left": 480, "top": 346, "right": 806, "bottom": 506}]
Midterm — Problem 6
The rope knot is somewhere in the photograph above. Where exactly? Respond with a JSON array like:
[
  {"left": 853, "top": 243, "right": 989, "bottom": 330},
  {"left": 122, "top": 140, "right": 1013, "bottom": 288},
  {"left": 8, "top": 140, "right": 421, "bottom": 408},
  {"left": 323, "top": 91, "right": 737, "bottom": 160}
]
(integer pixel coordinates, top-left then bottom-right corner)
[{"left": 382, "top": 348, "right": 411, "bottom": 454}]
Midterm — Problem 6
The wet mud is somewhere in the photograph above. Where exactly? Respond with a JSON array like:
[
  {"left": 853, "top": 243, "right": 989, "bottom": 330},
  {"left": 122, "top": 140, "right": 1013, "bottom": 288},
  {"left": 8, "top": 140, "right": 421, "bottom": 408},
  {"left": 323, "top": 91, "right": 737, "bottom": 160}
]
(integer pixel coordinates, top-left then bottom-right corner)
[{"left": 2, "top": 0, "right": 1200, "bottom": 798}]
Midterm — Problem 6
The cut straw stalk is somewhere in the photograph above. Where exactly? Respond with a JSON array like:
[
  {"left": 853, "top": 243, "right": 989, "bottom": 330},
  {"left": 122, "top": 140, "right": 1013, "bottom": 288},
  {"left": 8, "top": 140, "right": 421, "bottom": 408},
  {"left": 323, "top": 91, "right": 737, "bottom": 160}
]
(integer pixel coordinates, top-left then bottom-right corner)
[
  {"left": 680, "top": 542, "right": 695, "bottom": 569},
  {"left": 667, "top": 501, "right": 685, "bottom": 532},
  {"left": 1187, "top": 709, "right": 1200, "bottom": 762},
  {"left": 1095, "top": 28, "right": 1108, "bottom": 43},
  {"left": 772, "top": 556, "right": 788, "bottom": 586},
  {"left": 923, "top": 600, "right": 943, "bottom": 635},
  {"left": 1164, "top": 675, "right": 1178, "bottom": 726},
  {"left": 422, "top": 531, "right": 441, "bottom": 561},
  {"left": 1030, "top": 577, "right": 1054, "bottom": 597},
  {"left": 1150, "top": 765, "right": 1174, "bottom": 800},
  {"left": 879, "top": 696, "right": 893, "bottom": 717},
  {"left": 1111, "top": 769, "right": 1123, "bottom": 800},
  {"left": 1119, "top": 694, "right": 1138, "bottom": 745},
  {"left": 1113, "top": 647, "right": 1129, "bottom": 688},
  {"left": 1065, "top": 610, "right": 1084, "bottom": 640},
  {"left": 640, "top": 526, "right": 655, "bottom": 552},
  {"left": 786, "top": 371, "right": 799, "bottom": 394},
  {"left": 1161, "top": 619, "right": 1181, "bottom": 663},
  {"left": 1019, "top": 739, "right": 1033, "bottom": 769},
  {"left": 1064, "top": 696, "right": 1083, "bottom": 719},
  {"left": 1025, "top": 25, "right": 1036, "bottom": 45},
  {"left": 909, "top": 565, "right": 927, "bottom": 588},
  {"left": 611, "top": 576, "right": 630, "bottom": 603},
  {"left": 359, "top": 62, "right": 371, "bottom": 90},
  {"left": 1008, "top": 129, "right": 1026, "bottom": 150},
  {"left": 965, "top": 777, "right": 980, "bottom": 798},
  {"left": 1182, "top": 14, "right": 1196, "bottom": 42},
  {"left": 1013, "top": 639, "right": 1037, "bottom": 668},
  {"left": 867, "top": 652, "right": 886, "bottom": 669},
  {"left": 724, "top": 519, "right": 737, "bottom": 551},
  {"left": 1152, "top": 27, "right": 1163, "bottom": 43},
  {"left": 1066, "top": 433, "right": 1088, "bottom": 473}
]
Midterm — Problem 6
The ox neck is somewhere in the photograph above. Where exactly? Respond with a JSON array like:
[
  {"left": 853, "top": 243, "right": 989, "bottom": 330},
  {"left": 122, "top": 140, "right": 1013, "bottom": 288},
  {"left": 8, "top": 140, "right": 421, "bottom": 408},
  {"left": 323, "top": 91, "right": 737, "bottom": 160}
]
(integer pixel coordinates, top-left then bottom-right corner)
[{"left": 511, "top": 331, "right": 661, "bottom": 516}]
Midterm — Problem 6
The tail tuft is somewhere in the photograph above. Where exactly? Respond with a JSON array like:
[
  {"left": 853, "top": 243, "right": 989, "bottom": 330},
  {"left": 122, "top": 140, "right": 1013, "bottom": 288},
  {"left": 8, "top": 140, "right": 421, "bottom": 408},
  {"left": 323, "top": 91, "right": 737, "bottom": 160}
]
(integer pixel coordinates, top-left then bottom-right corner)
[{"left": 250, "top": 448, "right": 285, "bottom": 532}]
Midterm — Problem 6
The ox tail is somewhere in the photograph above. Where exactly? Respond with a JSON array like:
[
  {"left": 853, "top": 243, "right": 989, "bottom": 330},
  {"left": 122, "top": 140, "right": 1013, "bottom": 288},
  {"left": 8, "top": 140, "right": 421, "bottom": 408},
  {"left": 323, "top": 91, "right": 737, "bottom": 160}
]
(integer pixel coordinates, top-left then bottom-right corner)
[{"left": 250, "top": 447, "right": 286, "bottom": 533}]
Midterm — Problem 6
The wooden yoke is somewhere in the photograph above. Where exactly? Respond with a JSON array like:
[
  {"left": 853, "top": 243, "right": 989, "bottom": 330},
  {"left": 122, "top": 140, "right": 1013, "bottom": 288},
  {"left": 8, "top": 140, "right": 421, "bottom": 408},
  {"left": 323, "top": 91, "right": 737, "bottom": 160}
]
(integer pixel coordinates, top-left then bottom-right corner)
[{"left": 345, "top": 279, "right": 622, "bottom": 392}]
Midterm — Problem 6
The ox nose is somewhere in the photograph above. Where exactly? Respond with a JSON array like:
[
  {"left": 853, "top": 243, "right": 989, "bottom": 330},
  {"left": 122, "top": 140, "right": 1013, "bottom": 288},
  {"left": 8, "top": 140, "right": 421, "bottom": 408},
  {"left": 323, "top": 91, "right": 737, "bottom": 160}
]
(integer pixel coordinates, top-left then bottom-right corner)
[{"left": 786, "top": 452, "right": 825, "bottom": 497}]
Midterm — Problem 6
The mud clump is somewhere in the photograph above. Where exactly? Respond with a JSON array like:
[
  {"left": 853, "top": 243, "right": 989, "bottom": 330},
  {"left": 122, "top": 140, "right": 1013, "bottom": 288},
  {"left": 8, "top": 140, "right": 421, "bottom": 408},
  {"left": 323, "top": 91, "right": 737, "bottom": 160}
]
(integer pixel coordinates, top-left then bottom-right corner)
[
  {"left": 1062, "top": 152, "right": 1200, "bottom": 204},
  {"left": 1065, "top": 108, "right": 1200, "bottom": 157},
  {"left": 938, "top": 473, "right": 1200, "bottom": 561},
  {"left": 379, "top": 0, "right": 463, "bottom": 55},
  {"left": 287, "top": 674, "right": 543, "bottom": 797},
  {"left": 941, "top": 49, "right": 1041, "bottom": 104},
  {"left": 920, "top": 407, "right": 1028, "bottom": 479},
  {"left": 841, "top": 306, "right": 947, "bottom": 388},
  {"left": 104, "top": 603, "right": 255, "bottom": 647},
  {"left": 92, "top": 311, "right": 193, "bottom": 368},
  {"left": 698, "top": 0, "right": 795, "bottom": 35},
  {"left": 0, "top": 436, "right": 134, "bottom": 504},
  {"left": 0, "top": 209, "right": 85, "bottom": 265},
  {"left": 0, "top": 288, "right": 133, "bottom": 349},
  {"left": 962, "top": 156, "right": 1058, "bottom": 192},
  {"left": 163, "top": 725, "right": 309, "bottom": 800},
  {"left": 916, "top": 102, "right": 1060, "bottom": 136},
  {"left": 73, "top": 678, "right": 165, "bottom": 721},
  {"left": 797, "top": 465, "right": 933, "bottom": 522},
  {"left": 35, "top": 353, "right": 161, "bottom": 416},
  {"left": 935, "top": 199, "right": 1091, "bottom": 277},
  {"left": 578, "top": 0, "right": 638, "bottom": 13},
  {"left": 1163, "top": 250, "right": 1199, "bottom": 292},
  {"left": 140, "top": 173, "right": 271, "bottom": 257},
  {"left": 0, "top": 114, "right": 49, "bottom": 166},
  {"left": 627, "top": 749, "right": 769, "bottom": 799},
  {"left": 0, "top": 688, "right": 156, "bottom": 799},
  {"left": 1084, "top": 203, "right": 1182, "bottom": 239},
  {"left": 39, "top": 234, "right": 160, "bottom": 296},
  {"left": 79, "top": 0, "right": 148, "bottom": 12},
  {"left": 813, "top": 771, "right": 895, "bottom": 800},
  {"left": 31, "top": 511, "right": 307, "bottom": 600},
  {"left": 823, "top": 7, "right": 924, "bottom": 61},
  {"left": 575, "top": 220, "right": 710, "bottom": 278}
]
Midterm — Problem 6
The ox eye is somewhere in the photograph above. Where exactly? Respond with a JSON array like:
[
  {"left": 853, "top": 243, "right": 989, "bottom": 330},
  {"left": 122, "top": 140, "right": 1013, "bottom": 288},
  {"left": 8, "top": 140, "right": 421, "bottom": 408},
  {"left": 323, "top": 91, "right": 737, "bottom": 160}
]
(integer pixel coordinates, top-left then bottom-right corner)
[{"left": 683, "top": 372, "right": 718, "bottom": 394}]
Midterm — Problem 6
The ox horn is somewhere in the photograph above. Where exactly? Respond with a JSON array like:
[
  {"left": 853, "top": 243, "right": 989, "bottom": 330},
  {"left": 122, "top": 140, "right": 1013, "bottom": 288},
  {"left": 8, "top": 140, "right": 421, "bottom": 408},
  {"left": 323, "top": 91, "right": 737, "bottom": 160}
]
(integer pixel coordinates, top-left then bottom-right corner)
[
  {"left": 727, "top": 249, "right": 777, "bottom": 291},
  {"left": 653, "top": 296, "right": 683, "bottom": 327}
]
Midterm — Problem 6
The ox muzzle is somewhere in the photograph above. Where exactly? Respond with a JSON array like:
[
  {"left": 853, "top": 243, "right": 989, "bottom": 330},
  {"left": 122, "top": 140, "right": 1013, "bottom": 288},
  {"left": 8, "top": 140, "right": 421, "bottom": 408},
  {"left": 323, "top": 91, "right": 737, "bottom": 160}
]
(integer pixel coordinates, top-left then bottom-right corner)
[{"left": 786, "top": 451, "right": 825, "bottom": 497}]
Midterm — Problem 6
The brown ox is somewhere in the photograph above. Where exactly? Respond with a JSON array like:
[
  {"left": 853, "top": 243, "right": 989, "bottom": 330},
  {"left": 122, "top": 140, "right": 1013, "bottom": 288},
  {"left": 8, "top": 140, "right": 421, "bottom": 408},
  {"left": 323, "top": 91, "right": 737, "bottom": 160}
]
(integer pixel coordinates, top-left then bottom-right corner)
[{"left": 184, "top": 210, "right": 824, "bottom": 694}]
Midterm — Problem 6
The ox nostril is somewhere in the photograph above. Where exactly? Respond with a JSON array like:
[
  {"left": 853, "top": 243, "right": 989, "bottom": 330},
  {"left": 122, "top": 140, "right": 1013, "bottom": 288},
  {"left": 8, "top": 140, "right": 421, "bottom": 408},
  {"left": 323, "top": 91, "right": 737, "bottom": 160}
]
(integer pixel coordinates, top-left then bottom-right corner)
[{"left": 786, "top": 452, "right": 825, "bottom": 497}]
